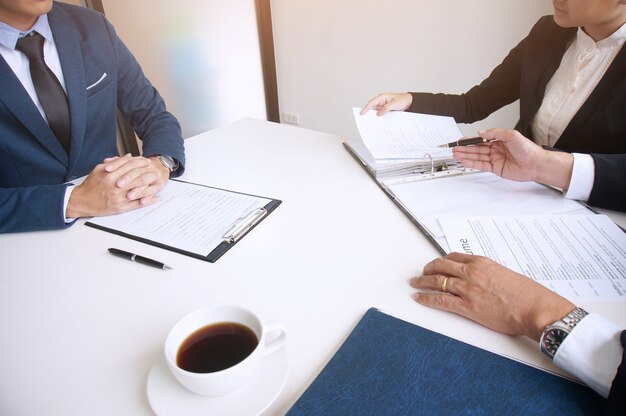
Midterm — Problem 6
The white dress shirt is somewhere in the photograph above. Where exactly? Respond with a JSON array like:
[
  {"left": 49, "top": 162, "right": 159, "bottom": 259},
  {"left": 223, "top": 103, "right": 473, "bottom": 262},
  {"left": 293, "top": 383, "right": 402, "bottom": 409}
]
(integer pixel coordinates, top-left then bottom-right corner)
[
  {"left": 564, "top": 153, "right": 595, "bottom": 201},
  {"left": 555, "top": 313, "right": 623, "bottom": 398},
  {"left": 532, "top": 23, "right": 626, "bottom": 147},
  {"left": 527, "top": 23, "right": 626, "bottom": 398},
  {"left": 554, "top": 152, "right": 622, "bottom": 399}
]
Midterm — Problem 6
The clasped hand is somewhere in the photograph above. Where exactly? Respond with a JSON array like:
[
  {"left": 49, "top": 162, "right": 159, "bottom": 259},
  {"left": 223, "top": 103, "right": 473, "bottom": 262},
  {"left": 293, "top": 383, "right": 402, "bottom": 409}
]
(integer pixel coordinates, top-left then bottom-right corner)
[{"left": 66, "top": 154, "right": 170, "bottom": 218}]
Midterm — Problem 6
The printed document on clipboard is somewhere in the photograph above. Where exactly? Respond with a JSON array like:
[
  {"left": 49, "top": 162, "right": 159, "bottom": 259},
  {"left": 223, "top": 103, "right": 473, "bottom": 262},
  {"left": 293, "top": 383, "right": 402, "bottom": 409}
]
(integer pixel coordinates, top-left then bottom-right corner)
[
  {"left": 346, "top": 108, "right": 594, "bottom": 253},
  {"left": 86, "top": 179, "right": 281, "bottom": 262}
]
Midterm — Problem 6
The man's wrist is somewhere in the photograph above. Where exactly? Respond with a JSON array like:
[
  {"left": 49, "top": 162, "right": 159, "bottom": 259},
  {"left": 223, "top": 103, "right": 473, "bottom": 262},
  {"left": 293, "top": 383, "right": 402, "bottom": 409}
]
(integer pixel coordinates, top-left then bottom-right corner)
[
  {"left": 63, "top": 185, "right": 76, "bottom": 222},
  {"left": 540, "top": 307, "right": 589, "bottom": 360},
  {"left": 155, "top": 155, "right": 178, "bottom": 173},
  {"left": 149, "top": 155, "right": 176, "bottom": 179},
  {"left": 66, "top": 184, "right": 85, "bottom": 219},
  {"left": 527, "top": 297, "right": 577, "bottom": 341}
]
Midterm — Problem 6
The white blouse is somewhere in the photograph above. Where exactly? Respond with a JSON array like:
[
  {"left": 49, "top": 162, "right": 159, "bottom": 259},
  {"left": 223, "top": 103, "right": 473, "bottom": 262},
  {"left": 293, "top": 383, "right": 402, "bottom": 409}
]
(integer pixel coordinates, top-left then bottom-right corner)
[{"left": 532, "top": 23, "right": 626, "bottom": 147}]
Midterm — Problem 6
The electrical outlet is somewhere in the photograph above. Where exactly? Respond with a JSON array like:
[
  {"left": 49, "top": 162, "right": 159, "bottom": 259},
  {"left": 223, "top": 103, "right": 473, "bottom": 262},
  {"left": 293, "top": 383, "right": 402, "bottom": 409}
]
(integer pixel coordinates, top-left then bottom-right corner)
[{"left": 283, "top": 112, "right": 299, "bottom": 125}]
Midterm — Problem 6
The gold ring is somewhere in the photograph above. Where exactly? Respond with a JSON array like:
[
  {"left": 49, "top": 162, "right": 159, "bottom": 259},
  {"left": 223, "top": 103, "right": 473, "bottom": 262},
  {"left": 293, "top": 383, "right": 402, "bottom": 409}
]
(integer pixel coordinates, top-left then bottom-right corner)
[{"left": 441, "top": 276, "right": 449, "bottom": 293}]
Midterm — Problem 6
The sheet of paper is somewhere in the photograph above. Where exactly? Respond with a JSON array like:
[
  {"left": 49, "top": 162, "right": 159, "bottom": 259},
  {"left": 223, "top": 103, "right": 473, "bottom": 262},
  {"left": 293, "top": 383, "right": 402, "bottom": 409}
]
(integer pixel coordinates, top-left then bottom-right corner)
[
  {"left": 87, "top": 180, "right": 273, "bottom": 256},
  {"left": 353, "top": 107, "right": 458, "bottom": 160},
  {"left": 387, "top": 172, "right": 589, "bottom": 239},
  {"left": 440, "top": 215, "right": 626, "bottom": 302}
]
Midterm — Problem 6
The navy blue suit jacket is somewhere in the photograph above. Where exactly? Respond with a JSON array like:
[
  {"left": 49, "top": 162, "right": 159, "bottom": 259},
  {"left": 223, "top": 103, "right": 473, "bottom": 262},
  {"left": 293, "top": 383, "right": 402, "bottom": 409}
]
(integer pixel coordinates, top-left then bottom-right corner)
[{"left": 0, "top": 2, "right": 185, "bottom": 233}]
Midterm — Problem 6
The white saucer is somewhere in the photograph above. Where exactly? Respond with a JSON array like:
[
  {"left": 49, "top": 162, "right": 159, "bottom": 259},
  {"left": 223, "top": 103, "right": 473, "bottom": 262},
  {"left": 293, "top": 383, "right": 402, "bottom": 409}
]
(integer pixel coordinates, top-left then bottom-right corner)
[{"left": 147, "top": 347, "right": 288, "bottom": 416}]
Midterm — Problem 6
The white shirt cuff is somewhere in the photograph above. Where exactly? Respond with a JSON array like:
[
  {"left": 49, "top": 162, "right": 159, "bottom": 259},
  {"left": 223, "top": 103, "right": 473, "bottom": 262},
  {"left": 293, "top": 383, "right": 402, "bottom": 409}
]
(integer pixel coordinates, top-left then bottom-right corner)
[
  {"left": 563, "top": 153, "right": 594, "bottom": 202},
  {"left": 63, "top": 185, "right": 76, "bottom": 223},
  {"left": 553, "top": 313, "right": 622, "bottom": 397}
]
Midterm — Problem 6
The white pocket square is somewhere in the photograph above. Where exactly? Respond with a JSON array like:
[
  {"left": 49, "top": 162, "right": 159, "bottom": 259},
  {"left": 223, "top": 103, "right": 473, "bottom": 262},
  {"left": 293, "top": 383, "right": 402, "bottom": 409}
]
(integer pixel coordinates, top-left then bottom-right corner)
[{"left": 86, "top": 73, "right": 108, "bottom": 90}]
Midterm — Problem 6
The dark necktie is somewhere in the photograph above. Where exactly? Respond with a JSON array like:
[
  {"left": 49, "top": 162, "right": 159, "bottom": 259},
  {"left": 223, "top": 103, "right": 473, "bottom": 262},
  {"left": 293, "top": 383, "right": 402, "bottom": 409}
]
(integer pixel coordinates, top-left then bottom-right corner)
[{"left": 16, "top": 32, "right": 71, "bottom": 154}]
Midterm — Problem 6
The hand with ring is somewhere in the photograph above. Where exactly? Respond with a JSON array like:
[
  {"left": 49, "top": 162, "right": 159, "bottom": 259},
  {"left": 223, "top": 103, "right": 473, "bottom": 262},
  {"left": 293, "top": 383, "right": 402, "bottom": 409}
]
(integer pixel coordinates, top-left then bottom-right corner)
[{"left": 409, "top": 252, "right": 576, "bottom": 341}]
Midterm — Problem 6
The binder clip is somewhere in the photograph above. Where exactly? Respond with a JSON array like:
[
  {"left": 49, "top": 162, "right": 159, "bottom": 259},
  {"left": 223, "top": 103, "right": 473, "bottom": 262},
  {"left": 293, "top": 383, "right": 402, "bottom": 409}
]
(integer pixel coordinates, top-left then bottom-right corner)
[{"left": 424, "top": 153, "right": 435, "bottom": 177}]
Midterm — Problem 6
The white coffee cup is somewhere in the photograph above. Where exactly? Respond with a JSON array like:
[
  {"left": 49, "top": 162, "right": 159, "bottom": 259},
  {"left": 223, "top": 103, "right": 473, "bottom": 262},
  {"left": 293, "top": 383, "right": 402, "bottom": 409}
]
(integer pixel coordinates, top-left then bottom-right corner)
[{"left": 164, "top": 305, "right": 287, "bottom": 396}]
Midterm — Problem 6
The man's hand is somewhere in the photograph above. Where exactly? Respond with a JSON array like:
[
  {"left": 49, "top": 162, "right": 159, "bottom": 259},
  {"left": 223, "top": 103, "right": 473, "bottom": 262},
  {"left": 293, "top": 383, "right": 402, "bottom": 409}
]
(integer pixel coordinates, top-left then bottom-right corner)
[
  {"left": 410, "top": 252, "right": 576, "bottom": 341},
  {"left": 66, "top": 154, "right": 170, "bottom": 218},
  {"left": 360, "top": 92, "right": 413, "bottom": 116}
]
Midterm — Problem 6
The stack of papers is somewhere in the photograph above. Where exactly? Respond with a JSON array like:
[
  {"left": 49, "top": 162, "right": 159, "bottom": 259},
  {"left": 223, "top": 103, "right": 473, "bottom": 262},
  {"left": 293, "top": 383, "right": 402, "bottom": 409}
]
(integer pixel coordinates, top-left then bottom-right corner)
[
  {"left": 353, "top": 107, "right": 460, "bottom": 160},
  {"left": 442, "top": 214, "right": 626, "bottom": 302},
  {"left": 346, "top": 108, "right": 624, "bottom": 303},
  {"left": 351, "top": 108, "right": 470, "bottom": 182}
]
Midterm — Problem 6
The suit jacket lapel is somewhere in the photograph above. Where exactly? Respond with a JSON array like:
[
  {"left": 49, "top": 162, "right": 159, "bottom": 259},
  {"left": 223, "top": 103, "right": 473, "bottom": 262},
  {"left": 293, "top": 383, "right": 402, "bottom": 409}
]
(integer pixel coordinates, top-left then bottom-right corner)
[
  {"left": 48, "top": 5, "right": 87, "bottom": 178},
  {"left": 0, "top": 56, "right": 68, "bottom": 165}
]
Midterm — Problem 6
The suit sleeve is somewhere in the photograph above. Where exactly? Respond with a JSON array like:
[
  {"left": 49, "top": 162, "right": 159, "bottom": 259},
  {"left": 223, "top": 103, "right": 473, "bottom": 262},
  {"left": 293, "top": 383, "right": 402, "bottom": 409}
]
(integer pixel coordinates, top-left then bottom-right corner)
[
  {"left": 0, "top": 184, "right": 71, "bottom": 233},
  {"left": 604, "top": 331, "right": 626, "bottom": 415},
  {"left": 588, "top": 154, "right": 626, "bottom": 212},
  {"left": 101, "top": 15, "right": 186, "bottom": 176}
]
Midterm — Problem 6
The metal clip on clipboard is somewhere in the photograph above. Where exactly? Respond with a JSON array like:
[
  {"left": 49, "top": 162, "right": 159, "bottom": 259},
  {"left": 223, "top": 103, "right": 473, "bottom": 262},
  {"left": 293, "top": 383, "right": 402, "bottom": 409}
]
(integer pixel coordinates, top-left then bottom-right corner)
[{"left": 222, "top": 207, "right": 268, "bottom": 244}]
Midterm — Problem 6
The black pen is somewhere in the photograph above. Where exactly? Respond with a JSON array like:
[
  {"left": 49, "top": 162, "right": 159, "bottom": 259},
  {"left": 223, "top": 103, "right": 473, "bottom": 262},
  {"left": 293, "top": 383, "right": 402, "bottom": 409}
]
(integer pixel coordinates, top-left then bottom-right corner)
[
  {"left": 107, "top": 248, "right": 173, "bottom": 270},
  {"left": 438, "top": 137, "right": 493, "bottom": 148}
]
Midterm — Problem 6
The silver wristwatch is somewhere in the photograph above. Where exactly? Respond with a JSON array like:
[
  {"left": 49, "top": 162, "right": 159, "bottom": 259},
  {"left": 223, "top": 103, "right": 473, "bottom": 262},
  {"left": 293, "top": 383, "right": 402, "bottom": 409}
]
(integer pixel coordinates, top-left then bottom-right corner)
[
  {"left": 156, "top": 155, "right": 178, "bottom": 173},
  {"left": 540, "top": 307, "right": 589, "bottom": 359}
]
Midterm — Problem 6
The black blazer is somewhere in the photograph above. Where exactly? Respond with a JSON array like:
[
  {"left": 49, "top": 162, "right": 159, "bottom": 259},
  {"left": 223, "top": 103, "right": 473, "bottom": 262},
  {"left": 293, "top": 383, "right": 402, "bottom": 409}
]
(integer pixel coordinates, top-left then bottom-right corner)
[
  {"left": 408, "top": 16, "right": 626, "bottom": 155},
  {"left": 590, "top": 154, "right": 626, "bottom": 211}
]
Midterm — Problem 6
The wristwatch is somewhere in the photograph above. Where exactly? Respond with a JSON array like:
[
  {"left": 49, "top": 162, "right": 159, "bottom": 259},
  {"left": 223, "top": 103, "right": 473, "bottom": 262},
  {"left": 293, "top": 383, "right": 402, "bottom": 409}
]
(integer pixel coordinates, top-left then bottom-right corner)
[
  {"left": 540, "top": 307, "right": 589, "bottom": 359},
  {"left": 156, "top": 155, "right": 178, "bottom": 173}
]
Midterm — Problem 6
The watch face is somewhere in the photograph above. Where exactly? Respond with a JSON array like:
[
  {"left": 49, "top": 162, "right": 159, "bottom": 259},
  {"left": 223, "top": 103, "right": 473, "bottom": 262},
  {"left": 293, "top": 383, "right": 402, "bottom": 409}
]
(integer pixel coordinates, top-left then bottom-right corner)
[
  {"left": 158, "top": 155, "right": 176, "bottom": 171},
  {"left": 542, "top": 328, "right": 568, "bottom": 357}
]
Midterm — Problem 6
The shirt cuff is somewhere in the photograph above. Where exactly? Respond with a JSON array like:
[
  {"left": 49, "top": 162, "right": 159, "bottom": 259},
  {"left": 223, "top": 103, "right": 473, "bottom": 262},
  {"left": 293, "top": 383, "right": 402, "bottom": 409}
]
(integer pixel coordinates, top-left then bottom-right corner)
[
  {"left": 563, "top": 153, "right": 594, "bottom": 202},
  {"left": 63, "top": 184, "right": 76, "bottom": 223},
  {"left": 553, "top": 313, "right": 622, "bottom": 397}
]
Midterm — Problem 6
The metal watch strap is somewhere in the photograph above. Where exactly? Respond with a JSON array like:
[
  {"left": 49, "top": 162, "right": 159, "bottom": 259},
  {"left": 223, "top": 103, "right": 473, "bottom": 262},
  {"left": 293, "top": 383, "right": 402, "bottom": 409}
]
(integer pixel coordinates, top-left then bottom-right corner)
[
  {"left": 560, "top": 307, "right": 589, "bottom": 330},
  {"left": 540, "top": 307, "right": 589, "bottom": 359},
  {"left": 156, "top": 154, "right": 177, "bottom": 173}
]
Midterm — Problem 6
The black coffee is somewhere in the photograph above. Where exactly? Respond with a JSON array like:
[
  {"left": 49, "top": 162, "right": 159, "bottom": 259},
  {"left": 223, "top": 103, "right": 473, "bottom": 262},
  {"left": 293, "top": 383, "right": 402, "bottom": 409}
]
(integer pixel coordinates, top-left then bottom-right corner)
[{"left": 177, "top": 322, "right": 259, "bottom": 373}]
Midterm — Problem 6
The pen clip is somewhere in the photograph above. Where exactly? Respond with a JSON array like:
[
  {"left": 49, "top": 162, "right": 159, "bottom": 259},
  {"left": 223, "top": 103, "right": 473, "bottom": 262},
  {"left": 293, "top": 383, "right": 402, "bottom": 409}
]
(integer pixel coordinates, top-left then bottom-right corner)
[{"left": 222, "top": 207, "right": 268, "bottom": 244}]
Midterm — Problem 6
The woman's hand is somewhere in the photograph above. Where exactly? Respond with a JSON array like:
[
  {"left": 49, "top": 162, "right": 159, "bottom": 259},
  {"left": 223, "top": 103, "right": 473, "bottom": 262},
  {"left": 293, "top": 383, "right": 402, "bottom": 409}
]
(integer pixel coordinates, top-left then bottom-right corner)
[
  {"left": 453, "top": 129, "right": 574, "bottom": 190},
  {"left": 360, "top": 92, "right": 413, "bottom": 116}
]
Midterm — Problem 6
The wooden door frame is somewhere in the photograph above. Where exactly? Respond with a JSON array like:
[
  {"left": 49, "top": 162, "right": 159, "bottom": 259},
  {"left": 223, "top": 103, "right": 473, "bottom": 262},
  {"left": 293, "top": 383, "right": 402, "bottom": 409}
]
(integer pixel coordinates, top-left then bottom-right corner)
[{"left": 255, "top": 0, "right": 280, "bottom": 122}]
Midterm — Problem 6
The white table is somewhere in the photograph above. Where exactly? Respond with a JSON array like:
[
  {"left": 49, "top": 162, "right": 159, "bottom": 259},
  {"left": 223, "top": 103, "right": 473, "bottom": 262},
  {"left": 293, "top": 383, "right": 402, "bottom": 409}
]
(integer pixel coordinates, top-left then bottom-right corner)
[{"left": 1, "top": 118, "right": 624, "bottom": 415}]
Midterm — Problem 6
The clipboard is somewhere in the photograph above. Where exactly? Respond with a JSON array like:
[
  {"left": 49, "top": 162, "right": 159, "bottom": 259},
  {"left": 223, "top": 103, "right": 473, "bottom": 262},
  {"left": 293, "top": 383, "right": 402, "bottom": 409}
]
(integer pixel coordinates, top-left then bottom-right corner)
[
  {"left": 344, "top": 138, "right": 594, "bottom": 254},
  {"left": 85, "top": 179, "right": 281, "bottom": 262}
]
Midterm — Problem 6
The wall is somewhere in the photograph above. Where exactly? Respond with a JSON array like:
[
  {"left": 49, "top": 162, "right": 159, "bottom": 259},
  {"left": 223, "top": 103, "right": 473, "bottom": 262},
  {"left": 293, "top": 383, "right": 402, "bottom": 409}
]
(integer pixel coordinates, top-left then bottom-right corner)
[
  {"left": 271, "top": 0, "right": 554, "bottom": 139},
  {"left": 101, "top": 0, "right": 267, "bottom": 138}
]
